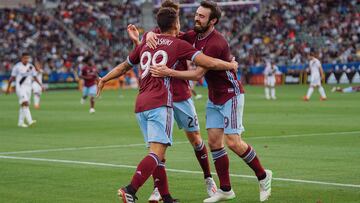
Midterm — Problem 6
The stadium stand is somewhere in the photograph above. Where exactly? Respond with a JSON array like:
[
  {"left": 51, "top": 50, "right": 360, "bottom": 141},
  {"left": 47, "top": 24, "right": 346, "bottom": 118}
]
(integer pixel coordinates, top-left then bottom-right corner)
[{"left": 0, "top": 0, "right": 359, "bottom": 86}]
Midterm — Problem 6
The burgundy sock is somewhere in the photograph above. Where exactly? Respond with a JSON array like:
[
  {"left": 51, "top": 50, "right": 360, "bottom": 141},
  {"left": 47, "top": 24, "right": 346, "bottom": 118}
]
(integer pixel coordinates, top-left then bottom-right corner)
[
  {"left": 240, "top": 144, "right": 266, "bottom": 180},
  {"left": 130, "top": 153, "right": 159, "bottom": 191},
  {"left": 153, "top": 159, "right": 170, "bottom": 196},
  {"left": 211, "top": 148, "right": 231, "bottom": 191},
  {"left": 194, "top": 141, "right": 212, "bottom": 179}
]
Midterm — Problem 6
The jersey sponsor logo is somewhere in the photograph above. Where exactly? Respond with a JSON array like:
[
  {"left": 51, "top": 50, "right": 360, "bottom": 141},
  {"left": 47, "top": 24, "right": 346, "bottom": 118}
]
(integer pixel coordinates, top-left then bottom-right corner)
[{"left": 227, "top": 88, "right": 234, "bottom": 93}]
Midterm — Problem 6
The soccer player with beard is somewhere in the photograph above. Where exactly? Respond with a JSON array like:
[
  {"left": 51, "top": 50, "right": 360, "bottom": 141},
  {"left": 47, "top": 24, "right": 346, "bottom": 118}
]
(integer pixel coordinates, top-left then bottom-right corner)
[
  {"left": 149, "top": 1, "right": 272, "bottom": 202},
  {"left": 97, "top": 7, "right": 237, "bottom": 203},
  {"left": 127, "top": 1, "right": 218, "bottom": 201}
]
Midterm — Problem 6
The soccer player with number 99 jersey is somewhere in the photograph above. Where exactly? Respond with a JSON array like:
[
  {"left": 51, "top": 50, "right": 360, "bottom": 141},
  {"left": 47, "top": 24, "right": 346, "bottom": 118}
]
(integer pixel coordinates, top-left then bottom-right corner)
[{"left": 97, "top": 7, "right": 237, "bottom": 203}]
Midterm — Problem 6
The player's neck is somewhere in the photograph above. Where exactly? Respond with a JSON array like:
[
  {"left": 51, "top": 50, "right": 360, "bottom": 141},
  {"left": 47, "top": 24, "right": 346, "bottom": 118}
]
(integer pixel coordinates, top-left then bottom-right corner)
[
  {"left": 161, "top": 30, "right": 177, "bottom": 37},
  {"left": 198, "top": 26, "right": 214, "bottom": 40}
]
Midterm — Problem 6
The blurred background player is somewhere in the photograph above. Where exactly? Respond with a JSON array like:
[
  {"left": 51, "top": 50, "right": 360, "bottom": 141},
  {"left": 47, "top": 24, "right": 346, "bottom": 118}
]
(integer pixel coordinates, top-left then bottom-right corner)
[
  {"left": 263, "top": 61, "right": 279, "bottom": 100},
  {"left": 79, "top": 56, "right": 98, "bottom": 113},
  {"left": 304, "top": 50, "right": 327, "bottom": 101},
  {"left": 6, "top": 53, "right": 42, "bottom": 127},
  {"left": 332, "top": 85, "right": 360, "bottom": 93},
  {"left": 32, "top": 59, "right": 43, "bottom": 109}
]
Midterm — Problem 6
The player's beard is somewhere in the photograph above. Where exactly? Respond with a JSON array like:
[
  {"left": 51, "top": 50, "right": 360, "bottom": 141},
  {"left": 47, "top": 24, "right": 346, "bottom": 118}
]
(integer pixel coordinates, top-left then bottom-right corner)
[{"left": 194, "top": 20, "right": 210, "bottom": 33}]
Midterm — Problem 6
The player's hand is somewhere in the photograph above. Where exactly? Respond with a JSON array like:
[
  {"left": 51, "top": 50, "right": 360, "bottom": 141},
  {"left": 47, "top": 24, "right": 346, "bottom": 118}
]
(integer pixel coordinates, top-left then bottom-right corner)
[
  {"left": 231, "top": 57, "right": 238, "bottom": 72},
  {"left": 97, "top": 78, "right": 105, "bottom": 97},
  {"left": 127, "top": 24, "right": 140, "bottom": 45},
  {"left": 146, "top": 32, "right": 158, "bottom": 49},
  {"left": 150, "top": 65, "right": 172, "bottom": 77}
]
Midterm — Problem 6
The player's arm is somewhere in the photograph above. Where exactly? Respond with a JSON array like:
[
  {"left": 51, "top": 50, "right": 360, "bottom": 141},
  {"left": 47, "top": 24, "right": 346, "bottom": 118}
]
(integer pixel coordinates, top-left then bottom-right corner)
[
  {"left": 319, "top": 64, "right": 325, "bottom": 80},
  {"left": 151, "top": 65, "right": 207, "bottom": 81},
  {"left": 5, "top": 76, "right": 15, "bottom": 94},
  {"left": 193, "top": 53, "right": 238, "bottom": 71},
  {"left": 97, "top": 61, "right": 132, "bottom": 97},
  {"left": 127, "top": 24, "right": 141, "bottom": 46}
]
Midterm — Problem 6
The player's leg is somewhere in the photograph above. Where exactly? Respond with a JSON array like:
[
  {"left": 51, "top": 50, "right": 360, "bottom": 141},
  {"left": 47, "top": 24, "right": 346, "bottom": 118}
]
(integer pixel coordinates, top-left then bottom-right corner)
[
  {"left": 32, "top": 83, "right": 41, "bottom": 109},
  {"left": 270, "top": 78, "right": 276, "bottom": 100},
  {"left": 174, "top": 100, "right": 213, "bottom": 177},
  {"left": 264, "top": 78, "right": 270, "bottom": 99},
  {"left": 203, "top": 100, "right": 235, "bottom": 202},
  {"left": 120, "top": 107, "right": 174, "bottom": 203},
  {"left": 81, "top": 86, "right": 88, "bottom": 104},
  {"left": 16, "top": 89, "right": 27, "bottom": 127},
  {"left": 89, "top": 85, "right": 96, "bottom": 113},
  {"left": 304, "top": 85, "right": 314, "bottom": 100},
  {"left": 21, "top": 87, "right": 36, "bottom": 126},
  {"left": 318, "top": 85, "right": 327, "bottom": 100},
  {"left": 223, "top": 94, "right": 271, "bottom": 201},
  {"left": 33, "top": 93, "right": 41, "bottom": 109}
]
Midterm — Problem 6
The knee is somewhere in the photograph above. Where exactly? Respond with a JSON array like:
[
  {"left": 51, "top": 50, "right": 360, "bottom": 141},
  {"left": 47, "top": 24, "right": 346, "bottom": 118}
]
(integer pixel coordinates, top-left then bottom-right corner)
[
  {"left": 186, "top": 131, "right": 202, "bottom": 147},
  {"left": 207, "top": 138, "right": 222, "bottom": 150},
  {"left": 225, "top": 139, "right": 238, "bottom": 151}
]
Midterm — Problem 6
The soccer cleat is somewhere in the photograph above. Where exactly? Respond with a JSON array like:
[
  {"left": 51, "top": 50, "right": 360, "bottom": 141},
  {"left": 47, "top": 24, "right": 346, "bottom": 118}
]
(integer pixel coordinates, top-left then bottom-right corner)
[
  {"left": 320, "top": 97, "right": 327, "bottom": 101},
  {"left": 195, "top": 94, "right": 203, "bottom": 100},
  {"left": 28, "top": 120, "right": 37, "bottom": 127},
  {"left": 34, "top": 104, "right": 40, "bottom": 109},
  {"left": 203, "top": 189, "right": 235, "bottom": 203},
  {"left": 271, "top": 97, "right": 277, "bottom": 100},
  {"left": 89, "top": 108, "right": 96, "bottom": 114},
  {"left": 259, "top": 169, "right": 273, "bottom": 202},
  {"left": 148, "top": 187, "right": 161, "bottom": 203},
  {"left": 118, "top": 187, "right": 137, "bottom": 203},
  {"left": 331, "top": 87, "right": 337, "bottom": 92},
  {"left": 18, "top": 123, "right": 28, "bottom": 128},
  {"left": 205, "top": 177, "right": 217, "bottom": 197},
  {"left": 303, "top": 96, "right": 309, "bottom": 101},
  {"left": 80, "top": 98, "right": 85, "bottom": 104}
]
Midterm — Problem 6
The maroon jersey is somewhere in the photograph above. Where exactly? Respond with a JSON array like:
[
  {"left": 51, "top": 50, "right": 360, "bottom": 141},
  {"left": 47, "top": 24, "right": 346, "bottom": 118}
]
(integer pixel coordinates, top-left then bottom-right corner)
[
  {"left": 81, "top": 65, "right": 98, "bottom": 87},
  {"left": 144, "top": 29, "right": 192, "bottom": 102},
  {"left": 128, "top": 35, "right": 200, "bottom": 113},
  {"left": 183, "top": 29, "right": 245, "bottom": 105},
  {"left": 172, "top": 60, "right": 192, "bottom": 102}
]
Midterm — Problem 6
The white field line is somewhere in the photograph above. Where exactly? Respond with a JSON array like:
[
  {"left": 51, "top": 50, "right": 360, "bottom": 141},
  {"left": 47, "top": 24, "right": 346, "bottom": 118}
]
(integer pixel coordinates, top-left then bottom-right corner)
[
  {"left": 0, "top": 131, "right": 359, "bottom": 155},
  {"left": 0, "top": 155, "right": 359, "bottom": 189}
]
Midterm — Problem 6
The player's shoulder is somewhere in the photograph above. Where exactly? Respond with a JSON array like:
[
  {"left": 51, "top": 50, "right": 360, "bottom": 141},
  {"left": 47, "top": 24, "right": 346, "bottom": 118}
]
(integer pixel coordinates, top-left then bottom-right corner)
[
  {"left": 13, "top": 62, "right": 22, "bottom": 68},
  {"left": 209, "top": 30, "right": 229, "bottom": 48}
]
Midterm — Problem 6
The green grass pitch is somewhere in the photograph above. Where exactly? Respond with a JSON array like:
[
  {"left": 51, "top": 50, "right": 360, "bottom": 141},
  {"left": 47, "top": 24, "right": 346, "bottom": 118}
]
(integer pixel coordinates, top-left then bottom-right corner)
[{"left": 0, "top": 85, "right": 359, "bottom": 203}]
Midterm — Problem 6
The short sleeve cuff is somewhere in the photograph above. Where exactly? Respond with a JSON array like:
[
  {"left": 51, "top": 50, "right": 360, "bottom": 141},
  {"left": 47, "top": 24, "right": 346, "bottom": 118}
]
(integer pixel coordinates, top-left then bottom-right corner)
[
  {"left": 191, "top": 51, "right": 202, "bottom": 62},
  {"left": 127, "top": 56, "right": 135, "bottom": 67}
]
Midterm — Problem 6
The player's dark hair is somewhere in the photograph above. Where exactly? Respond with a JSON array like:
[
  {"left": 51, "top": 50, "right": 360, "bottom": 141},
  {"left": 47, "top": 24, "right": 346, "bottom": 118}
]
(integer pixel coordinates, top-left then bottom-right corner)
[
  {"left": 83, "top": 56, "right": 92, "bottom": 64},
  {"left": 21, "top": 52, "right": 30, "bottom": 57},
  {"left": 156, "top": 7, "right": 178, "bottom": 33},
  {"left": 310, "top": 47, "right": 317, "bottom": 56},
  {"left": 200, "top": 1, "right": 221, "bottom": 25},
  {"left": 161, "top": 0, "right": 180, "bottom": 12}
]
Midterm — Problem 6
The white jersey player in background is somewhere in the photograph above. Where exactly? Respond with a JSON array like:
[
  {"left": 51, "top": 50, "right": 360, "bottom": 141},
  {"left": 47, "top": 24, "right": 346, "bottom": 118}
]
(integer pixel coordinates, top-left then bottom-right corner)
[
  {"left": 303, "top": 50, "right": 327, "bottom": 101},
  {"left": 6, "top": 53, "right": 43, "bottom": 127},
  {"left": 32, "top": 59, "right": 43, "bottom": 109},
  {"left": 263, "top": 61, "right": 279, "bottom": 100}
]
